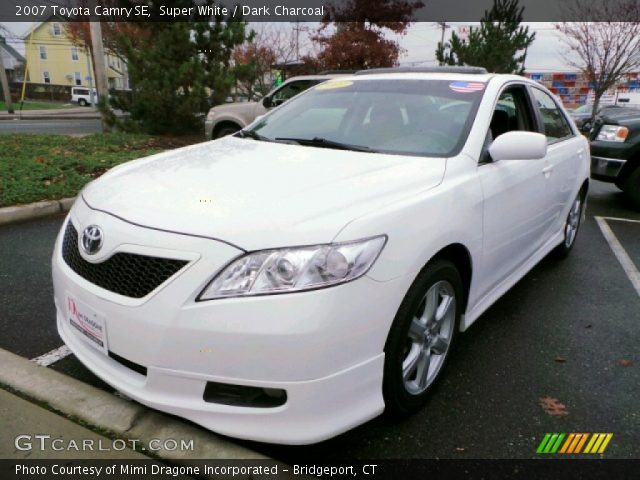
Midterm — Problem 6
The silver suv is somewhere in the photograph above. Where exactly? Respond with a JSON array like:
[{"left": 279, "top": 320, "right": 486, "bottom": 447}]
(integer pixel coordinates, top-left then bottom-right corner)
[{"left": 204, "top": 73, "right": 348, "bottom": 139}]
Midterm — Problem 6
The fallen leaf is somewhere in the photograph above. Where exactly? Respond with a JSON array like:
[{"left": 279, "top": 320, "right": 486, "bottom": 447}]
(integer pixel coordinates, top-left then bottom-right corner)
[
  {"left": 619, "top": 359, "right": 633, "bottom": 367},
  {"left": 585, "top": 324, "right": 592, "bottom": 329},
  {"left": 539, "top": 396, "right": 569, "bottom": 416},
  {"left": 554, "top": 356, "right": 567, "bottom": 363},
  {"left": 456, "top": 447, "right": 465, "bottom": 452}
]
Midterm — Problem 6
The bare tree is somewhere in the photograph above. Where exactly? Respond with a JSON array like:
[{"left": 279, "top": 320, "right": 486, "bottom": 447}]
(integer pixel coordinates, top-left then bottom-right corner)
[
  {"left": 556, "top": 0, "right": 640, "bottom": 126},
  {"left": 233, "top": 23, "right": 306, "bottom": 100}
]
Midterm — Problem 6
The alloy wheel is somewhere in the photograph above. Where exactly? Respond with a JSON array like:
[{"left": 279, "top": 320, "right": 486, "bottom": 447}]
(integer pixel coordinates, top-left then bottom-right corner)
[
  {"left": 402, "top": 280, "right": 456, "bottom": 395},
  {"left": 565, "top": 194, "right": 582, "bottom": 248}
]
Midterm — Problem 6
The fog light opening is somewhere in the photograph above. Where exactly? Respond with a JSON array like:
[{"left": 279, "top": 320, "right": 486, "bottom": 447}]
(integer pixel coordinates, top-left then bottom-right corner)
[{"left": 203, "top": 382, "right": 287, "bottom": 408}]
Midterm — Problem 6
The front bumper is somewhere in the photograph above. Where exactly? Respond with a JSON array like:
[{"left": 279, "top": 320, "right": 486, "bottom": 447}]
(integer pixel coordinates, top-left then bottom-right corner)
[
  {"left": 52, "top": 201, "right": 408, "bottom": 444},
  {"left": 204, "top": 119, "right": 214, "bottom": 139},
  {"left": 590, "top": 155, "right": 626, "bottom": 182}
]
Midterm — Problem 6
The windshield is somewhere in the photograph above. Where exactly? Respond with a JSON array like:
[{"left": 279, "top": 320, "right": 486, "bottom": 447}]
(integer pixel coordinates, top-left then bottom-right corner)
[
  {"left": 573, "top": 104, "right": 592, "bottom": 114},
  {"left": 247, "top": 79, "right": 486, "bottom": 157}
]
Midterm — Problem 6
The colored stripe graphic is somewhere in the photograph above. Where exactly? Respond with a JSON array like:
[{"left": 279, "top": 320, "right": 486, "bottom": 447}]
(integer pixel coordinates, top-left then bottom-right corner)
[
  {"left": 559, "top": 433, "right": 575, "bottom": 453},
  {"left": 537, "top": 433, "right": 565, "bottom": 453},
  {"left": 539, "top": 433, "right": 613, "bottom": 454}
]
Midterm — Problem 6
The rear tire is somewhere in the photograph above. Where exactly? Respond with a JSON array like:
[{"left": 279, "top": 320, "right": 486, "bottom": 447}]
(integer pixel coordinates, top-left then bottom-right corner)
[
  {"left": 383, "top": 259, "right": 463, "bottom": 415},
  {"left": 78, "top": 99, "right": 88, "bottom": 107},
  {"left": 622, "top": 167, "right": 640, "bottom": 211},
  {"left": 553, "top": 188, "right": 586, "bottom": 259}
]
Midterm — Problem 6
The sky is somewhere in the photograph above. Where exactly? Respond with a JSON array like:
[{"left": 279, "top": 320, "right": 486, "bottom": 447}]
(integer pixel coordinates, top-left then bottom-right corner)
[{"left": 0, "top": 21, "right": 578, "bottom": 73}]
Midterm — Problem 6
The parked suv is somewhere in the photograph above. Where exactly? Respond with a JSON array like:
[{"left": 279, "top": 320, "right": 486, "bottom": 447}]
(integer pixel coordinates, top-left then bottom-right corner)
[
  {"left": 590, "top": 108, "right": 640, "bottom": 209},
  {"left": 204, "top": 73, "right": 348, "bottom": 139},
  {"left": 71, "top": 87, "right": 98, "bottom": 107}
]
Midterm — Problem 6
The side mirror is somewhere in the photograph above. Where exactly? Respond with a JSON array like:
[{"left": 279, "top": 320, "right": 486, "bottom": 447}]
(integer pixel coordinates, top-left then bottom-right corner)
[
  {"left": 488, "top": 131, "right": 547, "bottom": 161},
  {"left": 262, "top": 96, "right": 272, "bottom": 108}
]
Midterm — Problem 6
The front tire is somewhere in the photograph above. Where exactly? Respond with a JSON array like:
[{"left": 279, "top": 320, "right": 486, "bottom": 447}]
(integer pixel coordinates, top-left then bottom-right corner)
[
  {"left": 214, "top": 126, "right": 240, "bottom": 139},
  {"left": 622, "top": 167, "right": 640, "bottom": 211},
  {"left": 78, "top": 99, "right": 88, "bottom": 107},
  {"left": 383, "top": 259, "right": 463, "bottom": 415}
]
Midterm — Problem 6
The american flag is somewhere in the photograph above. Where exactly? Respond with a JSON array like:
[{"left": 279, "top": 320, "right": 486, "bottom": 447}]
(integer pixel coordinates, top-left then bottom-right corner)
[{"left": 449, "top": 81, "right": 486, "bottom": 93}]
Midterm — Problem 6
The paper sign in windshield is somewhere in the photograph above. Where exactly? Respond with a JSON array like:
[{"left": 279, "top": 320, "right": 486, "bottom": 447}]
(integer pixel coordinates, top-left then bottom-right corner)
[{"left": 316, "top": 81, "right": 354, "bottom": 90}]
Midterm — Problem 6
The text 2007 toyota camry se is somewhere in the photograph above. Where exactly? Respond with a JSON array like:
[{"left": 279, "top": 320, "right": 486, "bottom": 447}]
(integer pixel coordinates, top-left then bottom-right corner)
[{"left": 53, "top": 68, "right": 589, "bottom": 444}]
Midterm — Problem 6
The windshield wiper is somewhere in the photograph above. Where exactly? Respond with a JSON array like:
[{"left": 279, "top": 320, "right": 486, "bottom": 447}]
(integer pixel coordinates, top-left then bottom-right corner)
[
  {"left": 235, "top": 129, "right": 271, "bottom": 142},
  {"left": 275, "top": 137, "right": 372, "bottom": 152}
]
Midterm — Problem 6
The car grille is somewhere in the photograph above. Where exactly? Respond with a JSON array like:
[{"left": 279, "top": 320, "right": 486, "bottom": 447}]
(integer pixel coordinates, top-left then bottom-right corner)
[{"left": 62, "top": 221, "right": 188, "bottom": 298}]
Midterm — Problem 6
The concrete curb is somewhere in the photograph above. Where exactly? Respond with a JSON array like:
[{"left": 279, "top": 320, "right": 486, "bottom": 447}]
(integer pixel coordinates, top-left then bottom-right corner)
[
  {"left": 0, "top": 115, "right": 101, "bottom": 121},
  {"left": 0, "top": 197, "right": 75, "bottom": 226},
  {"left": 0, "top": 348, "right": 266, "bottom": 460}
]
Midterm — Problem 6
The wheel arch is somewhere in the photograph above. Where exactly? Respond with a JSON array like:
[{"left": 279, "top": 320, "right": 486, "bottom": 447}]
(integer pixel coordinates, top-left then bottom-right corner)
[
  {"left": 212, "top": 120, "right": 242, "bottom": 139},
  {"left": 580, "top": 177, "right": 589, "bottom": 196},
  {"left": 615, "top": 153, "right": 640, "bottom": 189},
  {"left": 428, "top": 243, "right": 473, "bottom": 315}
]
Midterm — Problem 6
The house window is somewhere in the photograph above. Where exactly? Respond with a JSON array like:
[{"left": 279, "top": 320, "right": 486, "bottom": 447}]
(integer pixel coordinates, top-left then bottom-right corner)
[
  {"left": 71, "top": 47, "right": 79, "bottom": 61},
  {"left": 74, "top": 72, "right": 82, "bottom": 86},
  {"left": 43, "top": 71, "right": 50, "bottom": 84},
  {"left": 39, "top": 46, "right": 47, "bottom": 60},
  {"left": 52, "top": 23, "right": 61, "bottom": 36}
]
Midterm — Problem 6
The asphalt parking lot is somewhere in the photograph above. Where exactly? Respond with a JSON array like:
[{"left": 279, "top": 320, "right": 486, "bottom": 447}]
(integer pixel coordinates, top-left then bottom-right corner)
[{"left": 0, "top": 180, "right": 638, "bottom": 460}]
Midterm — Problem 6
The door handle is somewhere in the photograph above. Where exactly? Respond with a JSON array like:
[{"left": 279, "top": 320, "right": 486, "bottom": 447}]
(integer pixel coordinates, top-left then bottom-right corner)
[{"left": 542, "top": 165, "right": 554, "bottom": 173}]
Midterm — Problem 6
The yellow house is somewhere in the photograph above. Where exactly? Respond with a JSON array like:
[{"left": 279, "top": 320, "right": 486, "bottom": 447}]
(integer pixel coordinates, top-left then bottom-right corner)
[{"left": 22, "top": 16, "right": 128, "bottom": 90}]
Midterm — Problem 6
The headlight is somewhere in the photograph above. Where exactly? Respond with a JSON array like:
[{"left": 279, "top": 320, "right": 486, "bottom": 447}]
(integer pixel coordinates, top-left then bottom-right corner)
[
  {"left": 596, "top": 125, "right": 628, "bottom": 142},
  {"left": 198, "top": 235, "right": 387, "bottom": 300},
  {"left": 206, "top": 110, "right": 216, "bottom": 121}
]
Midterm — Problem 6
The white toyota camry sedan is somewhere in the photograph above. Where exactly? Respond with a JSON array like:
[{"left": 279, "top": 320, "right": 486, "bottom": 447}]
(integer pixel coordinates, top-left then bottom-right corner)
[{"left": 52, "top": 68, "right": 589, "bottom": 444}]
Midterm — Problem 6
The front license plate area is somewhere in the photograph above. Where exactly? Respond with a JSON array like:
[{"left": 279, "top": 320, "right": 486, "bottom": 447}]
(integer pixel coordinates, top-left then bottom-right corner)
[{"left": 66, "top": 295, "right": 108, "bottom": 355}]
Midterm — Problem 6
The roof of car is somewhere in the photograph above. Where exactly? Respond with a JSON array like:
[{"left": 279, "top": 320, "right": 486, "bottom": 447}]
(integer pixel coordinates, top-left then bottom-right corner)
[
  {"left": 337, "top": 72, "right": 497, "bottom": 83},
  {"left": 284, "top": 73, "right": 352, "bottom": 82},
  {"left": 356, "top": 66, "right": 488, "bottom": 75}
]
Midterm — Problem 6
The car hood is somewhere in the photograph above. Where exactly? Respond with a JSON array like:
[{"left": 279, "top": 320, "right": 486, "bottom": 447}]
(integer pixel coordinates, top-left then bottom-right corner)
[
  {"left": 599, "top": 108, "right": 640, "bottom": 125},
  {"left": 82, "top": 137, "right": 446, "bottom": 250}
]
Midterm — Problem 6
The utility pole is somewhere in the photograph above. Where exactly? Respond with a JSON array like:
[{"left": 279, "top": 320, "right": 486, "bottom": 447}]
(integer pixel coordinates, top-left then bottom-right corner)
[
  {"left": 88, "top": 2, "right": 109, "bottom": 131},
  {"left": 438, "top": 22, "right": 449, "bottom": 46},
  {"left": 0, "top": 38, "right": 15, "bottom": 114},
  {"left": 85, "top": 46, "right": 96, "bottom": 107},
  {"left": 294, "top": 21, "right": 300, "bottom": 61}
]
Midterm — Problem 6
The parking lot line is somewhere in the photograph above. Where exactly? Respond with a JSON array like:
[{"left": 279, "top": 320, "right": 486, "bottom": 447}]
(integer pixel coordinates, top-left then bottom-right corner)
[
  {"left": 601, "top": 216, "right": 640, "bottom": 224},
  {"left": 31, "top": 345, "right": 72, "bottom": 367},
  {"left": 595, "top": 216, "right": 640, "bottom": 297}
]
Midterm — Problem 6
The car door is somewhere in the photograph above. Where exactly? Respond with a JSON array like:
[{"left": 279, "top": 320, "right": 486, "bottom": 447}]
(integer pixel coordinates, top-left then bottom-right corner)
[
  {"left": 529, "top": 87, "right": 586, "bottom": 234},
  {"left": 476, "top": 84, "right": 551, "bottom": 298}
]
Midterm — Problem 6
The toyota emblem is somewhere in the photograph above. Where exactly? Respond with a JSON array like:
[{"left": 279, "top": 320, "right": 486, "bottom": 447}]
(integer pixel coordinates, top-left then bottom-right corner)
[{"left": 81, "top": 225, "right": 104, "bottom": 255}]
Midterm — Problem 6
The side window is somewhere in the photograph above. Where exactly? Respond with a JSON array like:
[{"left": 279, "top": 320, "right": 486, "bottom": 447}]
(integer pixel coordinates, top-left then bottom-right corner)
[
  {"left": 271, "top": 80, "right": 316, "bottom": 106},
  {"left": 483, "top": 86, "right": 536, "bottom": 163},
  {"left": 531, "top": 88, "right": 574, "bottom": 143},
  {"left": 489, "top": 88, "right": 536, "bottom": 140}
]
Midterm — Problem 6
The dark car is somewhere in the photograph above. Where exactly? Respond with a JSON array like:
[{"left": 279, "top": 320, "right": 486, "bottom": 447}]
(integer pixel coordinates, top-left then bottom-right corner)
[
  {"left": 590, "top": 108, "right": 640, "bottom": 209},
  {"left": 570, "top": 104, "right": 628, "bottom": 133}
]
